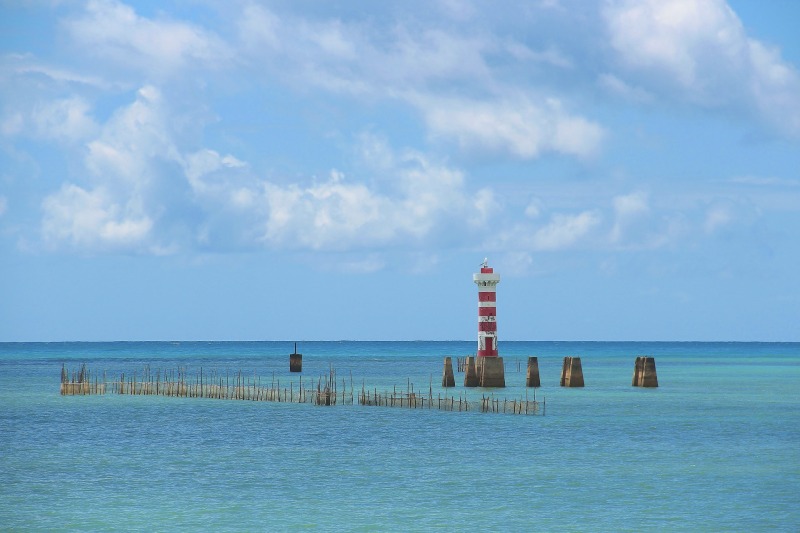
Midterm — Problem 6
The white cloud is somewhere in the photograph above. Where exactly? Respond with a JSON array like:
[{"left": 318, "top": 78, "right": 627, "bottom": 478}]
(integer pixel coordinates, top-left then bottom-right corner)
[
  {"left": 417, "top": 94, "right": 605, "bottom": 159},
  {"left": 611, "top": 191, "right": 649, "bottom": 243},
  {"left": 532, "top": 210, "right": 602, "bottom": 250},
  {"left": 238, "top": 3, "right": 281, "bottom": 51},
  {"left": 36, "top": 84, "right": 498, "bottom": 255},
  {"left": 85, "top": 86, "right": 179, "bottom": 186},
  {"left": 41, "top": 184, "right": 152, "bottom": 249},
  {"left": 0, "top": 94, "right": 98, "bottom": 143},
  {"left": 40, "top": 85, "right": 182, "bottom": 251},
  {"left": 64, "top": 0, "right": 232, "bottom": 75},
  {"left": 259, "top": 177, "right": 394, "bottom": 250},
  {"left": 22, "top": 0, "right": 790, "bottom": 263},
  {"left": 9, "top": 57, "right": 117, "bottom": 90},
  {"left": 32, "top": 97, "right": 98, "bottom": 142},
  {"left": 605, "top": 0, "right": 741, "bottom": 91},
  {"left": 253, "top": 145, "right": 490, "bottom": 251},
  {"left": 183, "top": 149, "right": 248, "bottom": 198},
  {"left": 604, "top": 0, "right": 800, "bottom": 135},
  {"left": 236, "top": 4, "right": 602, "bottom": 161}
]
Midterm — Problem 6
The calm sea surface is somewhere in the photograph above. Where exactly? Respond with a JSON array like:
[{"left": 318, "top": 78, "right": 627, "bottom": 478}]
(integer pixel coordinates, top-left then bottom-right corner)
[{"left": 1, "top": 341, "right": 798, "bottom": 531}]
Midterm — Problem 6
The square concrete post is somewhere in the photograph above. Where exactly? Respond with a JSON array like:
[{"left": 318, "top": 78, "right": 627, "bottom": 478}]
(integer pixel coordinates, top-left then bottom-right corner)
[
  {"left": 442, "top": 357, "right": 455, "bottom": 388},
  {"left": 526, "top": 356, "right": 540, "bottom": 388}
]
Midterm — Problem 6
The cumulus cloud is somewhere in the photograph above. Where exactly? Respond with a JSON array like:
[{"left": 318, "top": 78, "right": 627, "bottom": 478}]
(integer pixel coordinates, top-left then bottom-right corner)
[
  {"left": 37, "top": 85, "right": 498, "bottom": 255},
  {"left": 41, "top": 184, "right": 153, "bottom": 249},
  {"left": 258, "top": 175, "right": 397, "bottom": 250},
  {"left": 252, "top": 149, "right": 495, "bottom": 251},
  {"left": 11, "top": 0, "right": 789, "bottom": 263},
  {"left": 504, "top": 187, "right": 733, "bottom": 254},
  {"left": 604, "top": 0, "right": 800, "bottom": 135},
  {"left": 41, "top": 86, "right": 181, "bottom": 251},
  {"left": 84, "top": 86, "right": 180, "bottom": 190},
  {"left": 184, "top": 149, "right": 247, "bottom": 197}
]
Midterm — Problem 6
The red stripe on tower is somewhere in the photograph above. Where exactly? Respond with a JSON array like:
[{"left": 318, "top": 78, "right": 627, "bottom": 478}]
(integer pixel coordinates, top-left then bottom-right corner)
[{"left": 473, "top": 259, "right": 500, "bottom": 357}]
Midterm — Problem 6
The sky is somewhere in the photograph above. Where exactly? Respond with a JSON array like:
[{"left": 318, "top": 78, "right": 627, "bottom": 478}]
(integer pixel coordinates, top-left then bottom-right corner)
[{"left": 1, "top": 0, "right": 799, "bottom": 342}]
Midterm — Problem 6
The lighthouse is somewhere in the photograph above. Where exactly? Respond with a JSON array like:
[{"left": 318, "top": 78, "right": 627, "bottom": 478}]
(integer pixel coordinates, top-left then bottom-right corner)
[{"left": 473, "top": 258, "right": 505, "bottom": 387}]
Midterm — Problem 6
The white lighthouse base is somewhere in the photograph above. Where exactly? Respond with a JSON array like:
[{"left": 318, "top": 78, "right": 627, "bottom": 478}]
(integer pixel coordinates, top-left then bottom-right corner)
[{"left": 476, "top": 357, "right": 505, "bottom": 388}]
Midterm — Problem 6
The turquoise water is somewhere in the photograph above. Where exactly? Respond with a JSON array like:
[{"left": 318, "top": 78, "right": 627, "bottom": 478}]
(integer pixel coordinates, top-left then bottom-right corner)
[{"left": 1, "top": 341, "right": 798, "bottom": 531}]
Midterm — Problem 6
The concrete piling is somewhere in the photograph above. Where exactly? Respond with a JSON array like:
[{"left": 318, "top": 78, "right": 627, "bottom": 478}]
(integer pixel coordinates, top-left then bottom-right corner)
[
  {"left": 525, "top": 356, "right": 540, "bottom": 388},
  {"left": 560, "top": 356, "right": 584, "bottom": 387},
  {"left": 442, "top": 357, "right": 455, "bottom": 388},
  {"left": 464, "top": 356, "right": 478, "bottom": 387},
  {"left": 632, "top": 356, "right": 658, "bottom": 387},
  {"left": 289, "top": 342, "right": 302, "bottom": 373},
  {"left": 477, "top": 357, "right": 506, "bottom": 387}
]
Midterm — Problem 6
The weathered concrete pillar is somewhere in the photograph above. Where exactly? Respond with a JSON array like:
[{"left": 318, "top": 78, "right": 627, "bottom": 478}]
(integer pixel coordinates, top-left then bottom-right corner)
[
  {"left": 632, "top": 357, "right": 641, "bottom": 386},
  {"left": 477, "top": 357, "right": 505, "bottom": 388},
  {"left": 526, "top": 356, "right": 540, "bottom": 388},
  {"left": 560, "top": 356, "right": 584, "bottom": 387},
  {"left": 464, "top": 356, "right": 478, "bottom": 387},
  {"left": 289, "top": 342, "right": 302, "bottom": 373},
  {"left": 442, "top": 357, "right": 455, "bottom": 388},
  {"left": 632, "top": 356, "right": 658, "bottom": 387},
  {"left": 642, "top": 357, "right": 658, "bottom": 387}
]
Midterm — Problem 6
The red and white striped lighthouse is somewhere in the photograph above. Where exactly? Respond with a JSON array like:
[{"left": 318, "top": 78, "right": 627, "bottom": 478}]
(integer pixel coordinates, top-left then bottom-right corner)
[{"left": 474, "top": 258, "right": 500, "bottom": 358}]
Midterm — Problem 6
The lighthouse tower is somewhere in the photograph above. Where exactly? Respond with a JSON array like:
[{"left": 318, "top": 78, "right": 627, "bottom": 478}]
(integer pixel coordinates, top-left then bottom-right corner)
[{"left": 473, "top": 259, "right": 505, "bottom": 387}]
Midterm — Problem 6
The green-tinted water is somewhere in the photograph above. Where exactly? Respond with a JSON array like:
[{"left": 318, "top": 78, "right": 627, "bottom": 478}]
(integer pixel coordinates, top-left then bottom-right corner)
[{"left": 1, "top": 341, "right": 798, "bottom": 531}]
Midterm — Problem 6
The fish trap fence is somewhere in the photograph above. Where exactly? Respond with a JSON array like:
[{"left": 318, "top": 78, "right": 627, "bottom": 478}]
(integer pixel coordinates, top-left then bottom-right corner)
[
  {"left": 60, "top": 364, "right": 354, "bottom": 406},
  {"left": 358, "top": 389, "right": 543, "bottom": 415},
  {"left": 61, "top": 364, "right": 543, "bottom": 415}
]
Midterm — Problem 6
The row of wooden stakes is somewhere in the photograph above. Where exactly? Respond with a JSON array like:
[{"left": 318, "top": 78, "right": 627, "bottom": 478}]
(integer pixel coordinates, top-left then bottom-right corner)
[
  {"left": 447, "top": 356, "right": 659, "bottom": 388},
  {"left": 59, "top": 364, "right": 351, "bottom": 406},
  {"left": 59, "top": 364, "right": 544, "bottom": 415},
  {"left": 358, "top": 388, "right": 542, "bottom": 415}
]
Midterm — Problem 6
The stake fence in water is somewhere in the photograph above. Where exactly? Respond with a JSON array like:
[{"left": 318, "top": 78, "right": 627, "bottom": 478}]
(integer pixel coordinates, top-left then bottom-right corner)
[
  {"left": 60, "top": 364, "right": 353, "bottom": 405},
  {"left": 60, "top": 364, "right": 544, "bottom": 416}
]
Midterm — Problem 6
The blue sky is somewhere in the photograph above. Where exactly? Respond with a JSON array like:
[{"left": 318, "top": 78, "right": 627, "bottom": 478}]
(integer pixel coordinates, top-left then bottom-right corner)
[{"left": 1, "top": 0, "right": 799, "bottom": 342}]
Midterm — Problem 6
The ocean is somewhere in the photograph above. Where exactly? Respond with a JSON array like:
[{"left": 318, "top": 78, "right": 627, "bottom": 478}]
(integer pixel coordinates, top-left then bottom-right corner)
[{"left": 1, "top": 341, "right": 798, "bottom": 531}]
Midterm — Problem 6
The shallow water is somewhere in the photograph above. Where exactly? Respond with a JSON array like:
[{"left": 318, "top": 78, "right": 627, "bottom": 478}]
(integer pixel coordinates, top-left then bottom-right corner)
[{"left": 1, "top": 341, "right": 798, "bottom": 531}]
